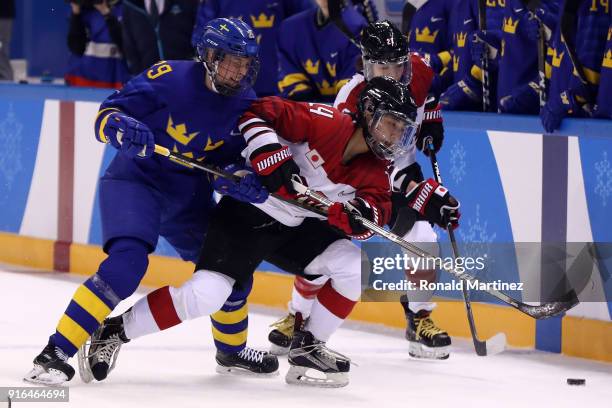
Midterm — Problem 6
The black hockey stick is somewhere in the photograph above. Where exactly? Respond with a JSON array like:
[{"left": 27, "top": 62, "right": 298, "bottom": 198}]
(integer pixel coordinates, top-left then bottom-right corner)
[
  {"left": 477, "top": 0, "right": 491, "bottom": 112},
  {"left": 328, "top": 0, "right": 361, "bottom": 48},
  {"left": 289, "top": 179, "right": 579, "bottom": 320},
  {"left": 401, "top": 2, "right": 417, "bottom": 34},
  {"left": 152, "top": 145, "right": 328, "bottom": 217},
  {"left": 522, "top": 0, "right": 547, "bottom": 107},
  {"left": 153, "top": 145, "right": 579, "bottom": 319},
  {"left": 424, "top": 136, "right": 506, "bottom": 356}
]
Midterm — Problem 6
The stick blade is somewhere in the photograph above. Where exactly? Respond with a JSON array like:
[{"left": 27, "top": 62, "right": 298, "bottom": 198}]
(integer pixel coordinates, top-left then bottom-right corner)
[
  {"left": 486, "top": 333, "right": 507, "bottom": 355},
  {"left": 474, "top": 332, "right": 506, "bottom": 356}
]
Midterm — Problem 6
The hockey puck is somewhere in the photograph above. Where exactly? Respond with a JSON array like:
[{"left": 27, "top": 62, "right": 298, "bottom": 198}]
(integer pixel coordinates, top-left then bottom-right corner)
[{"left": 566, "top": 378, "right": 585, "bottom": 386}]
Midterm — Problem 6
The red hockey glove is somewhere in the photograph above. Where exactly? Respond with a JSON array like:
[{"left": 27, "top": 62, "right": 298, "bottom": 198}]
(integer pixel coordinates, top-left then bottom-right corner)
[
  {"left": 405, "top": 178, "right": 460, "bottom": 229},
  {"left": 250, "top": 143, "right": 301, "bottom": 195},
  {"left": 327, "top": 198, "right": 380, "bottom": 240}
]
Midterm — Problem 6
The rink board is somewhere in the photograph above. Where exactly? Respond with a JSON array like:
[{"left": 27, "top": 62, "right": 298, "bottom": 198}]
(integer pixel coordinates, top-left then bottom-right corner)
[{"left": 0, "top": 84, "right": 610, "bottom": 362}]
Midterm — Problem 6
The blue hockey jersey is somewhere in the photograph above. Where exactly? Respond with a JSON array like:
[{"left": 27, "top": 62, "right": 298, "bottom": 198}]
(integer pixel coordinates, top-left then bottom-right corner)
[
  {"left": 277, "top": 6, "right": 366, "bottom": 102},
  {"left": 95, "top": 60, "right": 255, "bottom": 188},
  {"left": 192, "top": 0, "right": 315, "bottom": 96},
  {"left": 547, "top": 0, "right": 609, "bottom": 115},
  {"left": 447, "top": 0, "right": 504, "bottom": 81},
  {"left": 596, "top": 24, "right": 612, "bottom": 118},
  {"left": 408, "top": 0, "right": 454, "bottom": 57}
]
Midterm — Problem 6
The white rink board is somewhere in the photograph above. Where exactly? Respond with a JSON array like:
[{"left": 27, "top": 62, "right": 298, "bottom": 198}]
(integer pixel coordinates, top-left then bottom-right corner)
[{"left": 0, "top": 269, "right": 610, "bottom": 408}]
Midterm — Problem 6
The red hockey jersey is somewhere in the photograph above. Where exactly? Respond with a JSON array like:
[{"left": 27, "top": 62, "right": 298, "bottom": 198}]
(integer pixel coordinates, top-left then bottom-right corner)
[
  {"left": 239, "top": 96, "right": 391, "bottom": 229},
  {"left": 333, "top": 53, "right": 438, "bottom": 190}
]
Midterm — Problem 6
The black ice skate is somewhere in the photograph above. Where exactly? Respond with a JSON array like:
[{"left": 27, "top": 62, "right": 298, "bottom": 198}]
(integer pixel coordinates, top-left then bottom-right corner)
[
  {"left": 268, "top": 313, "right": 295, "bottom": 355},
  {"left": 401, "top": 296, "right": 451, "bottom": 359},
  {"left": 215, "top": 347, "right": 279, "bottom": 376},
  {"left": 24, "top": 340, "right": 75, "bottom": 386},
  {"left": 286, "top": 329, "right": 350, "bottom": 388},
  {"left": 77, "top": 315, "right": 129, "bottom": 382}
]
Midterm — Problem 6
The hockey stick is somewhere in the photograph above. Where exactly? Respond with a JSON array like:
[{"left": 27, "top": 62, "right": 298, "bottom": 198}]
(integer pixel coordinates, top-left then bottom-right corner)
[
  {"left": 401, "top": 2, "right": 417, "bottom": 34},
  {"left": 152, "top": 145, "right": 327, "bottom": 217},
  {"left": 477, "top": 0, "right": 491, "bottom": 112},
  {"left": 522, "top": 0, "right": 547, "bottom": 107},
  {"left": 153, "top": 145, "right": 578, "bottom": 319},
  {"left": 328, "top": 0, "right": 361, "bottom": 48},
  {"left": 424, "top": 137, "right": 506, "bottom": 356},
  {"left": 289, "top": 179, "right": 579, "bottom": 319}
]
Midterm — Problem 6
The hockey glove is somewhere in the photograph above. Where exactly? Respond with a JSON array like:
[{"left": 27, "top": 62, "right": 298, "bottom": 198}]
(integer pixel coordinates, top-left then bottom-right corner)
[
  {"left": 212, "top": 163, "right": 269, "bottom": 204},
  {"left": 405, "top": 178, "right": 460, "bottom": 229},
  {"left": 327, "top": 198, "right": 380, "bottom": 241},
  {"left": 498, "top": 82, "right": 540, "bottom": 115},
  {"left": 417, "top": 100, "right": 444, "bottom": 156},
  {"left": 540, "top": 90, "right": 581, "bottom": 133},
  {"left": 102, "top": 112, "right": 155, "bottom": 159},
  {"left": 440, "top": 74, "right": 482, "bottom": 111},
  {"left": 250, "top": 143, "right": 301, "bottom": 195}
]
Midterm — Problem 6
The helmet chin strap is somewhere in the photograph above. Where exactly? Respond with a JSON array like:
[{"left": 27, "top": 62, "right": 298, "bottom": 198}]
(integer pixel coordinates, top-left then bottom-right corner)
[{"left": 203, "top": 58, "right": 221, "bottom": 94}]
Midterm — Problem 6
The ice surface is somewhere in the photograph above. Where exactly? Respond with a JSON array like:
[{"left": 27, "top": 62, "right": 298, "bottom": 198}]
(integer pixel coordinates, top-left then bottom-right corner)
[{"left": 1, "top": 268, "right": 610, "bottom": 408}]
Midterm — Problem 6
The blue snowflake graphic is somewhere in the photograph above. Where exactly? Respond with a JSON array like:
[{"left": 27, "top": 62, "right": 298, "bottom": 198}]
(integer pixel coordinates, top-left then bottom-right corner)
[
  {"left": 594, "top": 151, "right": 612, "bottom": 207},
  {"left": 449, "top": 140, "right": 467, "bottom": 184},
  {"left": 0, "top": 104, "right": 24, "bottom": 191}
]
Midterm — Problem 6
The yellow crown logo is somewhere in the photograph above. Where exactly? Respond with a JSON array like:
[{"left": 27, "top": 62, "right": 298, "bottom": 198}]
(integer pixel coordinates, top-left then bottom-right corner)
[
  {"left": 552, "top": 49, "right": 564, "bottom": 67},
  {"left": 326, "top": 62, "right": 337, "bottom": 77},
  {"left": 457, "top": 32, "right": 467, "bottom": 48},
  {"left": 453, "top": 55, "right": 459, "bottom": 72},
  {"left": 503, "top": 16, "right": 519, "bottom": 34},
  {"left": 250, "top": 13, "right": 275, "bottom": 28},
  {"left": 416, "top": 27, "right": 439, "bottom": 43},
  {"left": 318, "top": 79, "right": 337, "bottom": 96},
  {"left": 167, "top": 116, "right": 199, "bottom": 146},
  {"left": 604, "top": 49, "right": 612, "bottom": 69},
  {"left": 304, "top": 59, "right": 320, "bottom": 75}
]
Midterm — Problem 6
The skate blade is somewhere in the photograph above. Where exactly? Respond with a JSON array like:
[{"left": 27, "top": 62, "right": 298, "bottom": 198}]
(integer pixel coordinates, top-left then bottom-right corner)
[
  {"left": 269, "top": 343, "right": 290, "bottom": 356},
  {"left": 215, "top": 364, "right": 279, "bottom": 378},
  {"left": 77, "top": 342, "right": 94, "bottom": 383},
  {"left": 408, "top": 342, "right": 450, "bottom": 360},
  {"left": 285, "top": 365, "right": 348, "bottom": 388},
  {"left": 23, "top": 365, "right": 69, "bottom": 386}
]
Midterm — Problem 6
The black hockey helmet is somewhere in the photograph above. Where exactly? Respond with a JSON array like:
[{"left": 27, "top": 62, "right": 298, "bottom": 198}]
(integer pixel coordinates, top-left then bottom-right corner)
[
  {"left": 357, "top": 76, "right": 419, "bottom": 160},
  {"left": 360, "top": 20, "right": 411, "bottom": 84}
]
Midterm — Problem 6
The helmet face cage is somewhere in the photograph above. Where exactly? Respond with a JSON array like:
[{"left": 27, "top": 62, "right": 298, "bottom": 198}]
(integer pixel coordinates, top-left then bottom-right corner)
[
  {"left": 362, "top": 55, "right": 412, "bottom": 85},
  {"left": 365, "top": 105, "right": 417, "bottom": 160},
  {"left": 203, "top": 49, "right": 260, "bottom": 96},
  {"left": 196, "top": 18, "right": 260, "bottom": 96}
]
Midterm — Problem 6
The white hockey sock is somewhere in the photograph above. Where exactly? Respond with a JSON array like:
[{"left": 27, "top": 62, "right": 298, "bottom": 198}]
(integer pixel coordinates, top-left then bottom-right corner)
[
  {"left": 123, "top": 270, "right": 234, "bottom": 339},
  {"left": 288, "top": 275, "right": 328, "bottom": 318},
  {"left": 305, "top": 281, "right": 356, "bottom": 342}
]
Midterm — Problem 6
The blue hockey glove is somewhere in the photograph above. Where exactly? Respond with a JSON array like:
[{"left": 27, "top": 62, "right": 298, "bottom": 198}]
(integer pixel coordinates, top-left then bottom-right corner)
[
  {"left": 540, "top": 91, "right": 578, "bottom": 133},
  {"left": 498, "top": 82, "right": 540, "bottom": 114},
  {"left": 102, "top": 112, "right": 155, "bottom": 159},
  {"left": 440, "top": 74, "right": 482, "bottom": 111},
  {"left": 213, "top": 163, "right": 269, "bottom": 204}
]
